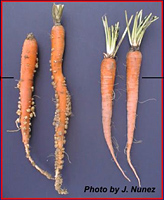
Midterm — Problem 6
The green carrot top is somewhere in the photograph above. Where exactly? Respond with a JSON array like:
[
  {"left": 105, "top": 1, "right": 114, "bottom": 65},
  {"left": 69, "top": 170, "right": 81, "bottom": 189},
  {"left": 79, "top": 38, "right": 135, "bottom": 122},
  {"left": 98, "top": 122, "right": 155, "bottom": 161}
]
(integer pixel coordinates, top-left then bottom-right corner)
[
  {"left": 125, "top": 10, "right": 158, "bottom": 49},
  {"left": 102, "top": 15, "right": 133, "bottom": 58}
]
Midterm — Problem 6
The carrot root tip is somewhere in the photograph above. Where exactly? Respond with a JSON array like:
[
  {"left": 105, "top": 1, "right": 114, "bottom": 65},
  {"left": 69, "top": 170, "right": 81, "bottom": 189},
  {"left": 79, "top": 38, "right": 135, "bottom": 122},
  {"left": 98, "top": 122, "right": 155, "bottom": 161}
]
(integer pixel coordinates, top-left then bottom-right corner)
[
  {"left": 24, "top": 144, "right": 54, "bottom": 180},
  {"left": 127, "top": 151, "right": 141, "bottom": 187},
  {"left": 55, "top": 173, "right": 68, "bottom": 195}
]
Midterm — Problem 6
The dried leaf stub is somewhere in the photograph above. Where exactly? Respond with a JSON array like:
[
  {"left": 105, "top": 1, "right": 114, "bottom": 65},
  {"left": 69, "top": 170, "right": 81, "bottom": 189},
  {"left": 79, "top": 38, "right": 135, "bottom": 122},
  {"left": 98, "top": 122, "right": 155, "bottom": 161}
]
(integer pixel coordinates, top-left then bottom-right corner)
[{"left": 52, "top": 3, "right": 64, "bottom": 25}]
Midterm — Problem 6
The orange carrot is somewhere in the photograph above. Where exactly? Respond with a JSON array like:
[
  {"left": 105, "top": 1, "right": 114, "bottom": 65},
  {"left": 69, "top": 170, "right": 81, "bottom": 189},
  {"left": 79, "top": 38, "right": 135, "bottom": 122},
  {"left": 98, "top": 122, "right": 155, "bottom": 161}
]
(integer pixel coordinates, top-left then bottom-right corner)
[
  {"left": 50, "top": 4, "right": 71, "bottom": 195},
  {"left": 125, "top": 10, "right": 158, "bottom": 187},
  {"left": 101, "top": 16, "right": 133, "bottom": 182},
  {"left": 9, "top": 33, "right": 54, "bottom": 180}
]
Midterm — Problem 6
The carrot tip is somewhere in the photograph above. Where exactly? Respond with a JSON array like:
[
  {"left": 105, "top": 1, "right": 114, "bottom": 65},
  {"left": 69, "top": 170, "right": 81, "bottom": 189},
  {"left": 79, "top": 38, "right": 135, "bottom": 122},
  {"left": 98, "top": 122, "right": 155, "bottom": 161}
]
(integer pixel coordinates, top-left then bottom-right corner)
[
  {"left": 24, "top": 144, "right": 55, "bottom": 180},
  {"left": 127, "top": 178, "right": 131, "bottom": 182},
  {"left": 122, "top": 173, "right": 131, "bottom": 182},
  {"left": 127, "top": 151, "right": 141, "bottom": 187}
]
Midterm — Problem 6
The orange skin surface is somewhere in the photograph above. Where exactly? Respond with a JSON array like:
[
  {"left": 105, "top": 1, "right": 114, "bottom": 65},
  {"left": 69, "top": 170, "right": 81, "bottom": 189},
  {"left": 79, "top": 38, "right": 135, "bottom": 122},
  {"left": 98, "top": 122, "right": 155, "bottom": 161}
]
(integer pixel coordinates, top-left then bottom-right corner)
[
  {"left": 126, "top": 50, "right": 142, "bottom": 187},
  {"left": 51, "top": 25, "right": 67, "bottom": 149},
  {"left": 20, "top": 36, "right": 37, "bottom": 145},
  {"left": 101, "top": 58, "right": 130, "bottom": 182}
]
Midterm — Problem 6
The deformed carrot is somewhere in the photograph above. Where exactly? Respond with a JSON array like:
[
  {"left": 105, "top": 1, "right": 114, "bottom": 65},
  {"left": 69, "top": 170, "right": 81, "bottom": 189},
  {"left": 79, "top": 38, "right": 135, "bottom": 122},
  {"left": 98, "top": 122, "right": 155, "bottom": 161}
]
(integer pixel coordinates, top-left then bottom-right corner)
[
  {"left": 9, "top": 33, "right": 54, "bottom": 180},
  {"left": 101, "top": 16, "right": 133, "bottom": 182},
  {"left": 125, "top": 10, "right": 158, "bottom": 187},
  {"left": 50, "top": 4, "right": 71, "bottom": 195}
]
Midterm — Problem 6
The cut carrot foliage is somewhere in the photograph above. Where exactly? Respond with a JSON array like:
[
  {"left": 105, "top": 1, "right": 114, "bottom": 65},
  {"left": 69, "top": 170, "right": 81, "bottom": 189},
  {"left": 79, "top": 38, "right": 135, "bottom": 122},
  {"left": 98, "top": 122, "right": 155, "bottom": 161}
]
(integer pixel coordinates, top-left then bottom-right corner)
[
  {"left": 50, "top": 4, "right": 71, "bottom": 195},
  {"left": 8, "top": 33, "right": 54, "bottom": 180},
  {"left": 101, "top": 16, "right": 133, "bottom": 182},
  {"left": 125, "top": 10, "right": 158, "bottom": 187}
]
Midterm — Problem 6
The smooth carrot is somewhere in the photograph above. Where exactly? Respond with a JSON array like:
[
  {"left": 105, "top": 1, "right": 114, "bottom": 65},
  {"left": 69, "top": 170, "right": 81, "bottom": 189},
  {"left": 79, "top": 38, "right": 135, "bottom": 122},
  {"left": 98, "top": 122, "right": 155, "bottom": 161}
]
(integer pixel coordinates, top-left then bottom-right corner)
[
  {"left": 50, "top": 4, "right": 71, "bottom": 195},
  {"left": 9, "top": 33, "right": 54, "bottom": 180},
  {"left": 101, "top": 16, "right": 133, "bottom": 182},
  {"left": 125, "top": 10, "right": 158, "bottom": 187}
]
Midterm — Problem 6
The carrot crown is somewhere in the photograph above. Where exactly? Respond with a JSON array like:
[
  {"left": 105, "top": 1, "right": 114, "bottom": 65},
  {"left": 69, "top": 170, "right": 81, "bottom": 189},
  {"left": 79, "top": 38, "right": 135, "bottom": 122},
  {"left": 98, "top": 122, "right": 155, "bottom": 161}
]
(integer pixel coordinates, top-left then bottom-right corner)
[
  {"left": 26, "top": 33, "right": 35, "bottom": 40},
  {"left": 125, "top": 10, "right": 158, "bottom": 49},
  {"left": 102, "top": 16, "right": 133, "bottom": 58},
  {"left": 52, "top": 3, "right": 64, "bottom": 25}
]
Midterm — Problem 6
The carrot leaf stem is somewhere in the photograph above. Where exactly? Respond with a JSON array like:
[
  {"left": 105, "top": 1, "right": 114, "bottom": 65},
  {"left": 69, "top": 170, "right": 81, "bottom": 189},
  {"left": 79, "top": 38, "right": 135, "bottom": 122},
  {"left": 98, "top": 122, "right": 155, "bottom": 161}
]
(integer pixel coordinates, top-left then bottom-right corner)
[
  {"left": 26, "top": 33, "right": 35, "bottom": 40},
  {"left": 125, "top": 10, "right": 158, "bottom": 48},
  {"left": 114, "top": 15, "right": 133, "bottom": 57},
  {"left": 52, "top": 3, "right": 64, "bottom": 25},
  {"left": 102, "top": 15, "right": 133, "bottom": 58},
  {"left": 102, "top": 16, "right": 119, "bottom": 58}
]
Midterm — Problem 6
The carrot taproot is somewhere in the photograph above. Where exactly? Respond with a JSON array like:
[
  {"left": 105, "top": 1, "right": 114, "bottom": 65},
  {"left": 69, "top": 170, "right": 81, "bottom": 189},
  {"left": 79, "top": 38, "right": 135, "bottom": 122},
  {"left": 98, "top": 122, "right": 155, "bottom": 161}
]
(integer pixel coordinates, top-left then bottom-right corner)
[
  {"left": 50, "top": 4, "right": 71, "bottom": 195},
  {"left": 101, "top": 16, "right": 133, "bottom": 182},
  {"left": 9, "top": 33, "right": 54, "bottom": 180},
  {"left": 125, "top": 10, "right": 158, "bottom": 187}
]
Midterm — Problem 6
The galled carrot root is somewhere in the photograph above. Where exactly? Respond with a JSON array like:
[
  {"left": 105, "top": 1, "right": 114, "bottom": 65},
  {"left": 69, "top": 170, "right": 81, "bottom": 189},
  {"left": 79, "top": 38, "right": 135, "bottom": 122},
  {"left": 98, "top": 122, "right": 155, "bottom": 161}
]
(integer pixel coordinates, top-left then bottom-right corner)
[
  {"left": 14, "top": 33, "right": 54, "bottom": 180},
  {"left": 50, "top": 4, "right": 71, "bottom": 195}
]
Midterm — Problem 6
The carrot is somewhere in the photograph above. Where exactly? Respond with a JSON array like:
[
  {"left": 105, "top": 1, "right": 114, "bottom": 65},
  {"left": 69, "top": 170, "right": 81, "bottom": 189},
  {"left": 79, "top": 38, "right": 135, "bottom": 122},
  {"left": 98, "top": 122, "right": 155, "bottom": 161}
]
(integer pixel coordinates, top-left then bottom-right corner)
[
  {"left": 125, "top": 10, "right": 158, "bottom": 187},
  {"left": 50, "top": 4, "right": 71, "bottom": 195},
  {"left": 101, "top": 16, "right": 133, "bottom": 182},
  {"left": 8, "top": 33, "right": 54, "bottom": 180}
]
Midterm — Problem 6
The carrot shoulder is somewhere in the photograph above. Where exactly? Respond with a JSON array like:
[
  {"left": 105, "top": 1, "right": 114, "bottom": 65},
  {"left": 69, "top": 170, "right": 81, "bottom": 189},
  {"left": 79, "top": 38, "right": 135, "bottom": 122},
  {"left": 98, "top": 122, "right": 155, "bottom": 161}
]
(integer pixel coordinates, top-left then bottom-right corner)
[{"left": 50, "top": 4, "right": 71, "bottom": 195}]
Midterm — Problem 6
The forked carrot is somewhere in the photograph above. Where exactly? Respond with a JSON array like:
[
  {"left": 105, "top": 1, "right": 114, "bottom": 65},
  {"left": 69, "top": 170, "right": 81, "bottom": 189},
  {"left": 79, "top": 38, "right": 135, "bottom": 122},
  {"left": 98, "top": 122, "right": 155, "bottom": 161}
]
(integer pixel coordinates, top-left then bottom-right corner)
[
  {"left": 101, "top": 16, "right": 133, "bottom": 182},
  {"left": 125, "top": 10, "right": 158, "bottom": 187},
  {"left": 50, "top": 4, "right": 71, "bottom": 195},
  {"left": 8, "top": 33, "right": 54, "bottom": 180}
]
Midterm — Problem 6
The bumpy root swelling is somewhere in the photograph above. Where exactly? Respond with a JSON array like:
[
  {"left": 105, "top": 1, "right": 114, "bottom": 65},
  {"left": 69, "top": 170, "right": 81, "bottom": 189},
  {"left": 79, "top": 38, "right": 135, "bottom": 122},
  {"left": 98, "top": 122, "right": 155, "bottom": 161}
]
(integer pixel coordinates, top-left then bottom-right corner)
[
  {"left": 51, "top": 3, "right": 71, "bottom": 194},
  {"left": 53, "top": 91, "right": 71, "bottom": 194},
  {"left": 16, "top": 33, "right": 54, "bottom": 180}
]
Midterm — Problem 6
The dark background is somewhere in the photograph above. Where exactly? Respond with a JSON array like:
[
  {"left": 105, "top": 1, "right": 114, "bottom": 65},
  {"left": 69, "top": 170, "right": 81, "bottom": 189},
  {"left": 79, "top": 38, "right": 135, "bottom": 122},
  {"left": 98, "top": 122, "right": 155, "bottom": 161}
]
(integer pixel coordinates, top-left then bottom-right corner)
[{"left": 2, "top": 2, "right": 162, "bottom": 198}]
